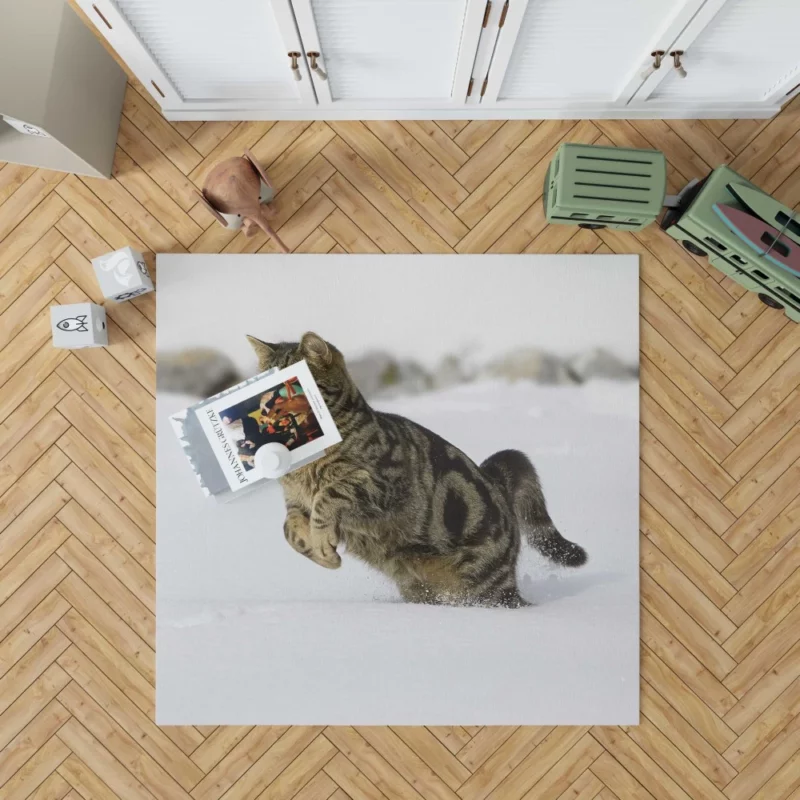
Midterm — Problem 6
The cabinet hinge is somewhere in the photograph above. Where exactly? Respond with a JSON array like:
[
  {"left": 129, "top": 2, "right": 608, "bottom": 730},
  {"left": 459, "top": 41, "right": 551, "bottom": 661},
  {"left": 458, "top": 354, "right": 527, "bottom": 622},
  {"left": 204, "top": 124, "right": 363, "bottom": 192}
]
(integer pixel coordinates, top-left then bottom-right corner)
[
  {"left": 498, "top": 0, "right": 509, "bottom": 27},
  {"left": 467, "top": 77, "right": 474, "bottom": 97},
  {"left": 480, "top": 76, "right": 488, "bottom": 97},
  {"left": 482, "top": 0, "right": 492, "bottom": 27}
]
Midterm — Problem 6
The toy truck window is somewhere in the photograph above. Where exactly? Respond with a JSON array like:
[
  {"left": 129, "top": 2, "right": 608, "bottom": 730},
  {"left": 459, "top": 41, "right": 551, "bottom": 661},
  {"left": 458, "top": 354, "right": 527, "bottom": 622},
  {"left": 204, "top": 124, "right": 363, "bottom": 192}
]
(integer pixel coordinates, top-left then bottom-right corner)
[
  {"left": 752, "top": 269, "right": 769, "bottom": 280},
  {"left": 777, "top": 287, "right": 800, "bottom": 305},
  {"left": 776, "top": 212, "right": 800, "bottom": 239},
  {"left": 760, "top": 233, "right": 791, "bottom": 258}
]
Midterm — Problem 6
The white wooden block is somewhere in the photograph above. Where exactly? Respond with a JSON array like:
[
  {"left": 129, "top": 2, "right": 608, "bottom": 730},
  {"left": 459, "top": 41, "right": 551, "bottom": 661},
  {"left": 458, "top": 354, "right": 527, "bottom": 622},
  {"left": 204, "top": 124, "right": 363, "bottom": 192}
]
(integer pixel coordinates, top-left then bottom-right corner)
[
  {"left": 91, "top": 246, "right": 154, "bottom": 302},
  {"left": 51, "top": 303, "right": 108, "bottom": 349}
]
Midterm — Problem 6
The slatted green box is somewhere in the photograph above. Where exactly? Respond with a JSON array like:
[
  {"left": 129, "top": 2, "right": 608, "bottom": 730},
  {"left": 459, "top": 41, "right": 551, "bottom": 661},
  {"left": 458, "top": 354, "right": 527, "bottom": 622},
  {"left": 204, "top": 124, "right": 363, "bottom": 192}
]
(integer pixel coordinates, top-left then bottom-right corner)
[{"left": 544, "top": 143, "right": 667, "bottom": 231}]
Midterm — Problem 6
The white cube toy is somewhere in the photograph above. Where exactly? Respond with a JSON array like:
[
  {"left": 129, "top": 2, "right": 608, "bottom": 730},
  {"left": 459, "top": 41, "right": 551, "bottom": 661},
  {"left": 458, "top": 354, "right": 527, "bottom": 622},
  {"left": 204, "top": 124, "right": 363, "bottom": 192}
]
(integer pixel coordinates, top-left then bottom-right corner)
[
  {"left": 91, "top": 246, "right": 154, "bottom": 302},
  {"left": 51, "top": 303, "right": 108, "bottom": 349}
]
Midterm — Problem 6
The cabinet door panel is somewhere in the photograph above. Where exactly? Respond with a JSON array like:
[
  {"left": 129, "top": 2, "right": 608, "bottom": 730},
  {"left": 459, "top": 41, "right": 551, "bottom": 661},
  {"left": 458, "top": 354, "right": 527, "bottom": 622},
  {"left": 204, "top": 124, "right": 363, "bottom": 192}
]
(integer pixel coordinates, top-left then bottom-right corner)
[
  {"left": 484, "top": 0, "right": 705, "bottom": 106},
  {"left": 80, "top": 0, "right": 315, "bottom": 108},
  {"left": 292, "top": 0, "right": 484, "bottom": 106},
  {"left": 645, "top": 0, "right": 800, "bottom": 104}
]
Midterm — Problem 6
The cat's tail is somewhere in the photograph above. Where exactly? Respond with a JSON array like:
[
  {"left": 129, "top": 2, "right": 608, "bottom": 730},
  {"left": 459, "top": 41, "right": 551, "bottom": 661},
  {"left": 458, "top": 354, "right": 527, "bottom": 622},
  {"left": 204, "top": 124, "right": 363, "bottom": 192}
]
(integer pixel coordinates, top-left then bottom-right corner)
[{"left": 480, "top": 449, "right": 587, "bottom": 567}]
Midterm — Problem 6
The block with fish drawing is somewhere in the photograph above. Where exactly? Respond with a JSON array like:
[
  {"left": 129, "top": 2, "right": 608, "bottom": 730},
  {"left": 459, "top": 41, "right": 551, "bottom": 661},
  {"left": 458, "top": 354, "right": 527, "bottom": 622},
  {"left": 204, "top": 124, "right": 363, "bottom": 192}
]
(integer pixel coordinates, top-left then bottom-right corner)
[
  {"left": 50, "top": 302, "right": 107, "bottom": 349},
  {"left": 91, "top": 246, "right": 154, "bottom": 302}
]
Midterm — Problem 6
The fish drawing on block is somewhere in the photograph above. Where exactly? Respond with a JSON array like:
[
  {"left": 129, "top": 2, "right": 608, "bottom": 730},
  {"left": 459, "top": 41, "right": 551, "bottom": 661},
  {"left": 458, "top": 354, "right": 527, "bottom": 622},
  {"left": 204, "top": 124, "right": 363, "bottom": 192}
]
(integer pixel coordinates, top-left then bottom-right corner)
[
  {"left": 727, "top": 183, "right": 800, "bottom": 247},
  {"left": 56, "top": 315, "right": 89, "bottom": 332},
  {"left": 713, "top": 203, "right": 800, "bottom": 277}
]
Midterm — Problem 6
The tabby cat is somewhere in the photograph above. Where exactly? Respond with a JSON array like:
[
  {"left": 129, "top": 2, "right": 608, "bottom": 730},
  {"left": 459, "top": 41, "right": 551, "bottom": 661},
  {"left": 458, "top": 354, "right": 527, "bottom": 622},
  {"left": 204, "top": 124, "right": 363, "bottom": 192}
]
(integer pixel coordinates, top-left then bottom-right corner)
[{"left": 248, "top": 332, "right": 587, "bottom": 607}]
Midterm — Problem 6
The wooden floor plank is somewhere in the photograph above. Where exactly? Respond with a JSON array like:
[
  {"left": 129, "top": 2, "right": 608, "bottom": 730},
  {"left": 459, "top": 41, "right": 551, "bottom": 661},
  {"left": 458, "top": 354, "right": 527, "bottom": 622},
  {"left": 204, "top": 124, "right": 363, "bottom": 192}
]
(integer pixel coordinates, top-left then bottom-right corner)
[
  {"left": 56, "top": 503, "right": 154, "bottom": 610},
  {"left": 640, "top": 357, "right": 735, "bottom": 463},
  {"left": 56, "top": 536, "right": 154, "bottom": 649},
  {"left": 111, "top": 148, "right": 202, "bottom": 249},
  {"left": 55, "top": 433, "right": 154, "bottom": 548},
  {"left": 641, "top": 501, "right": 736, "bottom": 609},
  {"left": 0, "top": 699, "right": 70, "bottom": 788},
  {"left": 0, "top": 497, "right": 71, "bottom": 600},
  {"left": 56, "top": 716, "right": 160, "bottom": 800},
  {"left": 57, "top": 645, "right": 204, "bottom": 790},
  {"left": 0, "top": 554, "right": 70, "bottom": 645},
  {"left": 723, "top": 537, "right": 800, "bottom": 655},
  {"left": 355, "top": 727, "right": 459, "bottom": 800},
  {"left": 263, "top": 122, "right": 336, "bottom": 191},
  {"left": 457, "top": 728, "right": 551, "bottom": 800},
  {"left": 639, "top": 681, "right": 736, "bottom": 790},
  {"left": 453, "top": 121, "right": 537, "bottom": 192},
  {"left": 323, "top": 136, "right": 454, "bottom": 252},
  {"left": 0, "top": 590, "right": 70, "bottom": 681},
  {"left": 321, "top": 174, "right": 416, "bottom": 254},
  {"left": 363, "top": 121, "right": 469, "bottom": 211},
  {"left": 122, "top": 87, "right": 202, "bottom": 176},
  {"left": 0, "top": 228, "right": 69, "bottom": 317},
  {"left": 0, "top": 163, "right": 37, "bottom": 206},
  {"left": 399, "top": 121, "right": 469, "bottom": 174},
  {"left": 1, "top": 733, "right": 71, "bottom": 800},
  {"left": 724, "top": 677, "right": 800, "bottom": 773},
  {"left": 454, "top": 120, "right": 583, "bottom": 233},
  {"left": 640, "top": 463, "right": 736, "bottom": 573},
  {"left": 642, "top": 574, "right": 738, "bottom": 682}
]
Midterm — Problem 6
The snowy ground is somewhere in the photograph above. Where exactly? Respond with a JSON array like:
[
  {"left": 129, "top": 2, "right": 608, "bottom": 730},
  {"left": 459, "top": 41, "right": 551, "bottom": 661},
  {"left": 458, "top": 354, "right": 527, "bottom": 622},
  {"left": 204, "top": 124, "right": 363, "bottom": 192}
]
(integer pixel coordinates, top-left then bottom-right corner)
[{"left": 157, "top": 379, "right": 639, "bottom": 725}]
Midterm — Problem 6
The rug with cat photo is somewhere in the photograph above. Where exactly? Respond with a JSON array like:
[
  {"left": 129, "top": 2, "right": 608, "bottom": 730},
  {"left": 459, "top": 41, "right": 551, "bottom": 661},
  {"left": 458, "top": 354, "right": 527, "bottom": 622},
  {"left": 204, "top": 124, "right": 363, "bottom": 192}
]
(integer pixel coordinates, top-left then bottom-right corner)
[{"left": 155, "top": 254, "right": 640, "bottom": 726}]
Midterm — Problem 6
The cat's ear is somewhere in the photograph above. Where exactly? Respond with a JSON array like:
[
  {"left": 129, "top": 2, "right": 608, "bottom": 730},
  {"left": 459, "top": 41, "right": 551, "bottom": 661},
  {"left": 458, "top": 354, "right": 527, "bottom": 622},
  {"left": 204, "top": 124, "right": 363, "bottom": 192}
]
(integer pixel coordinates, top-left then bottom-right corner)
[
  {"left": 299, "top": 331, "right": 332, "bottom": 366},
  {"left": 246, "top": 335, "right": 276, "bottom": 369}
]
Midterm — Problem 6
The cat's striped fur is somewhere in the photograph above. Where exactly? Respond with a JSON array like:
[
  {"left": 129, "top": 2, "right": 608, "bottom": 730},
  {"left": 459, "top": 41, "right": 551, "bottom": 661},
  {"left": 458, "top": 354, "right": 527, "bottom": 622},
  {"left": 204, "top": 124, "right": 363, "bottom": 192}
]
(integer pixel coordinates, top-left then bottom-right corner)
[{"left": 248, "top": 332, "right": 587, "bottom": 607}]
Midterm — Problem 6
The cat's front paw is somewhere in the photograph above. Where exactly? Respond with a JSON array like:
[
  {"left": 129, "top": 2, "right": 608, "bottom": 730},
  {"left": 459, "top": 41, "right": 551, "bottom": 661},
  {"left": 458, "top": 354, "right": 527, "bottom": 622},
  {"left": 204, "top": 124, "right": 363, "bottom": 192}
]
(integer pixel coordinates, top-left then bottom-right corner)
[
  {"left": 305, "top": 524, "right": 341, "bottom": 569},
  {"left": 309, "top": 547, "right": 341, "bottom": 570}
]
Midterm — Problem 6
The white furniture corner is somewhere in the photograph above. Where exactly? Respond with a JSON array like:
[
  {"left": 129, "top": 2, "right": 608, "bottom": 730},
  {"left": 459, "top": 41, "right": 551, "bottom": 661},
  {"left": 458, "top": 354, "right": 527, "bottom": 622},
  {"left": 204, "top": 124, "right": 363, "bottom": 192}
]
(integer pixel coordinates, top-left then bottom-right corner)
[
  {"left": 76, "top": 0, "right": 800, "bottom": 121},
  {"left": 0, "top": 0, "right": 127, "bottom": 178}
]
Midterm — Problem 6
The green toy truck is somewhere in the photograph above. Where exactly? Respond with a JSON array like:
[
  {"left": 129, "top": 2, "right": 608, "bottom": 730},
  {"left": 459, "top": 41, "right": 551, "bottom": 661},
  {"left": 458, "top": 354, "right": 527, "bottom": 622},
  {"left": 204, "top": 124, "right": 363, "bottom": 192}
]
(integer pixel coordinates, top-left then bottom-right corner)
[
  {"left": 660, "top": 165, "right": 800, "bottom": 322},
  {"left": 544, "top": 142, "right": 800, "bottom": 322}
]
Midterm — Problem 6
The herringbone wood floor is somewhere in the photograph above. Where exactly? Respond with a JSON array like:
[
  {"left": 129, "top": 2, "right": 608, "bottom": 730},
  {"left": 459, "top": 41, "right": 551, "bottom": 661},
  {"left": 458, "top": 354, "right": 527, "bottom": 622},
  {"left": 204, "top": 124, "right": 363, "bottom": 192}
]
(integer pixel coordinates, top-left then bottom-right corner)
[{"left": 2, "top": 67, "right": 800, "bottom": 800}]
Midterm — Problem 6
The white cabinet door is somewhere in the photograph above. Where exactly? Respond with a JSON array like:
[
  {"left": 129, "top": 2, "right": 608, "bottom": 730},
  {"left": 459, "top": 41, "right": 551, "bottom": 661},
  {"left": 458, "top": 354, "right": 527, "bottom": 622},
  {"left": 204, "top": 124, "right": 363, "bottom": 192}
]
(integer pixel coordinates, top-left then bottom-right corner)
[
  {"left": 289, "top": 0, "right": 486, "bottom": 108},
  {"left": 76, "top": 0, "right": 316, "bottom": 111},
  {"left": 479, "top": 0, "right": 707, "bottom": 109},
  {"left": 633, "top": 0, "right": 800, "bottom": 107}
]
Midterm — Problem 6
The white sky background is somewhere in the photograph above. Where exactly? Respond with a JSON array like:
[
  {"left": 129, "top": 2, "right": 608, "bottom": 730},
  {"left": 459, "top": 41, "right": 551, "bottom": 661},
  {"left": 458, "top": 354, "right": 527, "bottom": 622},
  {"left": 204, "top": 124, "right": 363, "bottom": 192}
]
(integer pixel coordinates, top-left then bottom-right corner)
[{"left": 157, "top": 255, "right": 639, "bottom": 369}]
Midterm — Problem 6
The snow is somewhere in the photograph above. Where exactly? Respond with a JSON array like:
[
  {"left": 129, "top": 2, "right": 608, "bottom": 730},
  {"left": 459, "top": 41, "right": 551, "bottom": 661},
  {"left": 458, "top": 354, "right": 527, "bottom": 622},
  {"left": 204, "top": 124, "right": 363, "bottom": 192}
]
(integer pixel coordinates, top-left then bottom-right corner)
[{"left": 157, "top": 379, "right": 639, "bottom": 725}]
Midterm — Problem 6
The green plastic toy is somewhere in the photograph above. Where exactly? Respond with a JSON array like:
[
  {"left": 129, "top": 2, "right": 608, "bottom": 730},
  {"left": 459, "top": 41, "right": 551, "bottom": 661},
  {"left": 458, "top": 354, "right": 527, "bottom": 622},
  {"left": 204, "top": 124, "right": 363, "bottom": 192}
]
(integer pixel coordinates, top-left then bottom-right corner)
[
  {"left": 660, "top": 165, "right": 800, "bottom": 323},
  {"left": 544, "top": 142, "right": 800, "bottom": 322},
  {"left": 544, "top": 143, "right": 667, "bottom": 232}
]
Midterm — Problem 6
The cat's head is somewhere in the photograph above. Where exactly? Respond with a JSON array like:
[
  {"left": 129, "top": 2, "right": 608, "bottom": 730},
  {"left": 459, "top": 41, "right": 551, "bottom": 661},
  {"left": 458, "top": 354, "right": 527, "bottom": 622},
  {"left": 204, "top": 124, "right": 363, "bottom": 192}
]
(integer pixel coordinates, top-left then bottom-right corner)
[{"left": 246, "top": 331, "right": 351, "bottom": 407}]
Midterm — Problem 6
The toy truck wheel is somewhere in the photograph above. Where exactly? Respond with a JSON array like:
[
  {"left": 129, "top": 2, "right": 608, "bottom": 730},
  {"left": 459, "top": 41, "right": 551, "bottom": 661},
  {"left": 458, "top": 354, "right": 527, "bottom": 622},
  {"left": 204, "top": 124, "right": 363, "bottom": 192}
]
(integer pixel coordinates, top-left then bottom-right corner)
[
  {"left": 578, "top": 223, "right": 606, "bottom": 230},
  {"left": 758, "top": 293, "right": 784, "bottom": 310},
  {"left": 682, "top": 240, "right": 708, "bottom": 257}
]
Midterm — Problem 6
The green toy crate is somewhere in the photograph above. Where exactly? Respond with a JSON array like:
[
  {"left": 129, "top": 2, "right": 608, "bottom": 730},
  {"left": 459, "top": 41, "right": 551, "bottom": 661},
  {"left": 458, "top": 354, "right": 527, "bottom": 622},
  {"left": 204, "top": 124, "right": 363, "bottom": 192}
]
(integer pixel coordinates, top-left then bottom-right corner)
[
  {"left": 660, "top": 165, "right": 800, "bottom": 323},
  {"left": 544, "top": 143, "right": 667, "bottom": 231}
]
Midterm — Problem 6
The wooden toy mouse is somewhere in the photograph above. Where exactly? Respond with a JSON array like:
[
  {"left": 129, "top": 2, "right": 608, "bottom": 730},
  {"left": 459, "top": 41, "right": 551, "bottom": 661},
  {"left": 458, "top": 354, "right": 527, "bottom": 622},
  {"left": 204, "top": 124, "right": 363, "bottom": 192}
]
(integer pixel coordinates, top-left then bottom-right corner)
[{"left": 196, "top": 149, "right": 289, "bottom": 253}]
